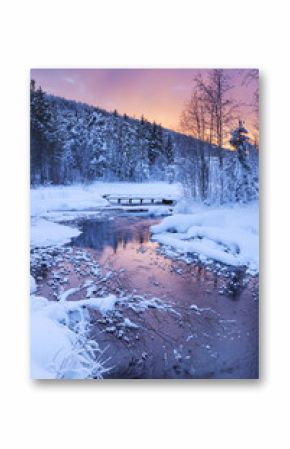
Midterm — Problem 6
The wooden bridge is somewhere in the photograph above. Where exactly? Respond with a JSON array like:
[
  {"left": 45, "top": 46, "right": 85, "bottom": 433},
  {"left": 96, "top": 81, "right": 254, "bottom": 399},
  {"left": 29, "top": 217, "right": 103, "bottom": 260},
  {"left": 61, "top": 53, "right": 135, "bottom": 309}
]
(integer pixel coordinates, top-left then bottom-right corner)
[{"left": 102, "top": 194, "right": 177, "bottom": 207}]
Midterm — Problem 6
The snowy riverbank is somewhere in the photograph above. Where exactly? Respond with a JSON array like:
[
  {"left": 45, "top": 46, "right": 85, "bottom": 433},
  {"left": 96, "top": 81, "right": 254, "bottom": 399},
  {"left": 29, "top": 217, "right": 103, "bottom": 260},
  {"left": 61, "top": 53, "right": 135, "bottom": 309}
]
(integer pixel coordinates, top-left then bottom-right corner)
[
  {"left": 30, "top": 181, "right": 183, "bottom": 217},
  {"left": 30, "top": 182, "right": 183, "bottom": 378},
  {"left": 151, "top": 201, "right": 259, "bottom": 274},
  {"left": 30, "top": 182, "right": 183, "bottom": 247},
  {"left": 30, "top": 288, "right": 116, "bottom": 379}
]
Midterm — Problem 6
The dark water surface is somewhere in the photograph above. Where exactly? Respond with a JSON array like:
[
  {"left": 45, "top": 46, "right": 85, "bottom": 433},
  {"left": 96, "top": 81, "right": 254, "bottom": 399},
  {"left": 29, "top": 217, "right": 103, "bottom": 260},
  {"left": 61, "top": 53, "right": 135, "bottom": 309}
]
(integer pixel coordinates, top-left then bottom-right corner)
[
  {"left": 38, "top": 212, "right": 259, "bottom": 379},
  {"left": 70, "top": 213, "right": 155, "bottom": 253}
]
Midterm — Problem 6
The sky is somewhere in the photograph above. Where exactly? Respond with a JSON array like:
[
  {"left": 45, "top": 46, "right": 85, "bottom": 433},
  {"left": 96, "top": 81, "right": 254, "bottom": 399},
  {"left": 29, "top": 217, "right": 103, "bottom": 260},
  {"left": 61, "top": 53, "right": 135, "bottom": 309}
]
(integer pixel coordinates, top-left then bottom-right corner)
[{"left": 31, "top": 68, "right": 258, "bottom": 140}]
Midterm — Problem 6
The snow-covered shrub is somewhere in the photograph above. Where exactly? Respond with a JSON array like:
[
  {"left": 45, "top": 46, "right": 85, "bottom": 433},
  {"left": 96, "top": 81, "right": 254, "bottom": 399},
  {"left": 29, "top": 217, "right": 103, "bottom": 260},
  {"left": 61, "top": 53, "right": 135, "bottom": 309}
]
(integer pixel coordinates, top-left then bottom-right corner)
[{"left": 30, "top": 293, "right": 113, "bottom": 379}]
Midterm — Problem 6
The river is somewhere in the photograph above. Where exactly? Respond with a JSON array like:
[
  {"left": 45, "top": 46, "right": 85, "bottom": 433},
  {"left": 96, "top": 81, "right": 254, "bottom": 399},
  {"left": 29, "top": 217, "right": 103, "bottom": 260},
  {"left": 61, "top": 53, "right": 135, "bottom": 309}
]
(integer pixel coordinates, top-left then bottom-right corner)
[{"left": 33, "top": 211, "right": 259, "bottom": 379}]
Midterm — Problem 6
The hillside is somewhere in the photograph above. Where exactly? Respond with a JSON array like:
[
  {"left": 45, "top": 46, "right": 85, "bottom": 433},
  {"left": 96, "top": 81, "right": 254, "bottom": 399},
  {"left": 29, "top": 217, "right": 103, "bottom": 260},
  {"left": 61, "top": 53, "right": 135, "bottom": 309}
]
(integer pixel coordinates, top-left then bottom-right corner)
[{"left": 30, "top": 87, "right": 258, "bottom": 203}]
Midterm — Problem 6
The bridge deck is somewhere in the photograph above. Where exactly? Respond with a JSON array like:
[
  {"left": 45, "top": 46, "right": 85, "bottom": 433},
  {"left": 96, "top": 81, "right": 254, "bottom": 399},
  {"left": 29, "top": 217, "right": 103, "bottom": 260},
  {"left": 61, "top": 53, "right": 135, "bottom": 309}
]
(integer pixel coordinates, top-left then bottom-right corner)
[{"left": 102, "top": 194, "right": 176, "bottom": 206}]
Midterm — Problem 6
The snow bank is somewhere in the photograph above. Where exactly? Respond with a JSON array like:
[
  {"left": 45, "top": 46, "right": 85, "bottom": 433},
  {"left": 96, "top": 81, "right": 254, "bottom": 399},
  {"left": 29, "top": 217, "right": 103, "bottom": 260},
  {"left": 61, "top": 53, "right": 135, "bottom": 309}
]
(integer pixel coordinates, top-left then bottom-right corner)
[
  {"left": 31, "top": 296, "right": 79, "bottom": 379},
  {"left": 31, "top": 182, "right": 182, "bottom": 217},
  {"left": 30, "top": 275, "right": 37, "bottom": 294},
  {"left": 31, "top": 218, "right": 81, "bottom": 248},
  {"left": 151, "top": 202, "right": 259, "bottom": 273},
  {"left": 30, "top": 293, "right": 117, "bottom": 379}
]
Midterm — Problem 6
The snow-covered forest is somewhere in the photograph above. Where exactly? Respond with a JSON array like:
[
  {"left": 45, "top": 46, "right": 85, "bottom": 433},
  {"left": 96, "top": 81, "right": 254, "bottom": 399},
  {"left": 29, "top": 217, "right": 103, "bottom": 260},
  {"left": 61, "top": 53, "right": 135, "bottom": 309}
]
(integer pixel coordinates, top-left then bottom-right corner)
[{"left": 30, "top": 77, "right": 259, "bottom": 204}]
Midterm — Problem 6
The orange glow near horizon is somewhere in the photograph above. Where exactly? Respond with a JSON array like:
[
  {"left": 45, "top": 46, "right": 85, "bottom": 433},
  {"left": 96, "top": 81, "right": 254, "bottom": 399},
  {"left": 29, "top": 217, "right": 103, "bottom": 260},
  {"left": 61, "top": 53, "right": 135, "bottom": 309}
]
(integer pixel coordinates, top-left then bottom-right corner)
[{"left": 31, "top": 69, "right": 259, "bottom": 146}]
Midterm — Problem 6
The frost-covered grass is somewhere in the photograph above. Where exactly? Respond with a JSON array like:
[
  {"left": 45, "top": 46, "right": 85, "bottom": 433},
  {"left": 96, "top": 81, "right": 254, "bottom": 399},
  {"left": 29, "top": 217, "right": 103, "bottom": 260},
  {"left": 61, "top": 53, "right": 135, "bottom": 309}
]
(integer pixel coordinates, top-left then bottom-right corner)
[
  {"left": 151, "top": 201, "right": 259, "bottom": 274},
  {"left": 30, "top": 278, "right": 177, "bottom": 379},
  {"left": 30, "top": 288, "right": 116, "bottom": 379}
]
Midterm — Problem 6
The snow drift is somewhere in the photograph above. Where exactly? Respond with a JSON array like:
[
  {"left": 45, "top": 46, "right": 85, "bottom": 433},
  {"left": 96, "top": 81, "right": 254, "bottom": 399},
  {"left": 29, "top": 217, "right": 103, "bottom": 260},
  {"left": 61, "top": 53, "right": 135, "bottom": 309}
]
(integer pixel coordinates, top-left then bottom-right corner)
[
  {"left": 30, "top": 218, "right": 81, "bottom": 248},
  {"left": 151, "top": 202, "right": 259, "bottom": 273}
]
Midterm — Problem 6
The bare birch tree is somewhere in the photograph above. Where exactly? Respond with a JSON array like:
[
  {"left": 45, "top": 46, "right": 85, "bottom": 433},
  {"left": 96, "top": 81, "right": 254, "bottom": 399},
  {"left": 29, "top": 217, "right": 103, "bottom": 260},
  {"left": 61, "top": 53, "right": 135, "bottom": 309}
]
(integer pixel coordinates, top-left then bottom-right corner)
[
  {"left": 180, "top": 69, "right": 239, "bottom": 202},
  {"left": 242, "top": 69, "right": 259, "bottom": 147}
]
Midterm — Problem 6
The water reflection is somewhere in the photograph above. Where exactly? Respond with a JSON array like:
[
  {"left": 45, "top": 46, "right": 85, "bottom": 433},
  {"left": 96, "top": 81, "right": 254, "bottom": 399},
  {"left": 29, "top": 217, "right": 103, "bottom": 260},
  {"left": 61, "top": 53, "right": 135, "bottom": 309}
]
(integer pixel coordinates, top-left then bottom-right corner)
[
  {"left": 56, "top": 214, "right": 258, "bottom": 379},
  {"left": 70, "top": 215, "right": 159, "bottom": 254},
  {"left": 69, "top": 214, "right": 250, "bottom": 301}
]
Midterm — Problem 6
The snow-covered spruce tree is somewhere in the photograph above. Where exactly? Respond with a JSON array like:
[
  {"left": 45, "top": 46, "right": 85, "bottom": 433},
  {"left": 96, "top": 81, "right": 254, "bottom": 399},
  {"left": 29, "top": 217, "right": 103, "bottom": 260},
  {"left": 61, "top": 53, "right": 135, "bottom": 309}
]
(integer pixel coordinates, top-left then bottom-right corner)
[
  {"left": 67, "top": 113, "right": 90, "bottom": 182},
  {"left": 87, "top": 111, "right": 108, "bottom": 180},
  {"left": 58, "top": 109, "right": 80, "bottom": 183},
  {"left": 151, "top": 122, "right": 170, "bottom": 179},
  {"left": 147, "top": 122, "right": 164, "bottom": 176},
  {"left": 164, "top": 135, "right": 175, "bottom": 183},
  {"left": 148, "top": 121, "right": 159, "bottom": 165},
  {"left": 103, "top": 114, "right": 119, "bottom": 180},
  {"left": 164, "top": 134, "right": 174, "bottom": 164},
  {"left": 229, "top": 120, "right": 259, "bottom": 202},
  {"left": 134, "top": 119, "right": 150, "bottom": 181},
  {"left": 46, "top": 103, "right": 67, "bottom": 184},
  {"left": 30, "top": 80, "right": 54, "bottom": 184},
  {"left": 115, "top": 118, "right": 137, "bottom": 181}
]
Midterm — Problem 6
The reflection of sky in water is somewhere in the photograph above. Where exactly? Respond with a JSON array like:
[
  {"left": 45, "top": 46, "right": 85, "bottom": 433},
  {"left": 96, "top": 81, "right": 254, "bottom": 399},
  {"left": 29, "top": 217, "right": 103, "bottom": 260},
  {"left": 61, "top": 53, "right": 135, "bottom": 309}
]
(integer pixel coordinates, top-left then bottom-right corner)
[
  {"left": 69, "top": 215, "right": 254, "bottom": 304},
  {"left": 70, "top": 216, "right": 158, "bottom": 254}
]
